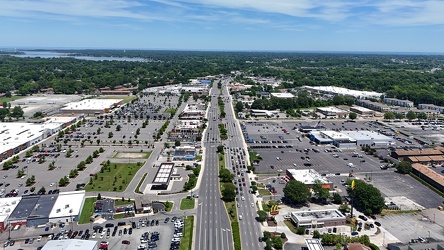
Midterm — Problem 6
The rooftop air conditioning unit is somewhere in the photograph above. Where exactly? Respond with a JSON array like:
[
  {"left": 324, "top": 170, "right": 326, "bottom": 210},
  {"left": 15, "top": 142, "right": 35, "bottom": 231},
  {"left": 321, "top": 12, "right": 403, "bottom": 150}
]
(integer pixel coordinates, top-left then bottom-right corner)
[{"left": 56, "top": 209, "right": 61, "bottom": 213}]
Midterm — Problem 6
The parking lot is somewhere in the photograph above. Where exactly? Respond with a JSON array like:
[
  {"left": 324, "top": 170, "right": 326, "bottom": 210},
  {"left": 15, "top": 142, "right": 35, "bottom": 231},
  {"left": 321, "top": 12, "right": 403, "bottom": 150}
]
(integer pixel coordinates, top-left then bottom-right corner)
[{"left": 1, "top": 214, "right": 187, "bottom": 250}]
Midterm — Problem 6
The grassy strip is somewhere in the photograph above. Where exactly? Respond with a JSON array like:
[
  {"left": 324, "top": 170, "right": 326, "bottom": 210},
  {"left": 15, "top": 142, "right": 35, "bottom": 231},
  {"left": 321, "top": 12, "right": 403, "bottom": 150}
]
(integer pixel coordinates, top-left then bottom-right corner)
[
  {"left": 231, "top": 222, "right": 241, "bottom": 250},
  {"left": 79, "top": 197, "right": 97, "bottom": 224},
  {"left": 258, "top": 189, "right": 271, "bottom": 196},
  {"left": 113, "top": 214, "right": 126, "bottom": 219},
  {"left": 180, "top": 198, "right": 195, "bottom": 210},
  {"left": 283, "top": 220, "right": 298, "bottom": 234},
  {"left": 85, "top": 162, "right": 143, "bottom": 192},
  {"left": 380, "top": 209, "right": 420, "bottom": 216},
  {"left": 135, "top": 173, "right": 148, "bottom": 194},
  {"left": 409, "top": 173, "right": 444, "bottom": 197},
  {"left": 114, "top": 199, "right": 134, "bottom": 207},
  {"left": 248, "top": 150, "right": 262, "bottom": 162},
  {"left": 218, "top": 153, "right": 225, "bottom": 171},
  {"left": 0, "top": 96, "right": 24, "bottom": 103},
  {"left": 179, "top": 216, "right": 194, "bottom": 250}
]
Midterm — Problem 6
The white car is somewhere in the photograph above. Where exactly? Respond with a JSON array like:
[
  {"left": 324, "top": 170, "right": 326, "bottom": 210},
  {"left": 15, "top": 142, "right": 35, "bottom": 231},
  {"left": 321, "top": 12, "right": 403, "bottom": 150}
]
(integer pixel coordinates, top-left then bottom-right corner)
[
  {"left": 50, "top": 183, "right": 54, "bottom": 187},
  {"left": 37, "top": 236, "right": 42, "bottom": 242},
  {"left": 92, "top": 233, "right": 97, "bottom": 238}
]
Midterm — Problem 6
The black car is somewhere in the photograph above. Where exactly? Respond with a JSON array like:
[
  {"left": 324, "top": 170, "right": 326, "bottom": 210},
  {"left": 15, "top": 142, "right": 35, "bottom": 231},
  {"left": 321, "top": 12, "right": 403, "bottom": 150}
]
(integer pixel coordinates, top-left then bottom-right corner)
[
  {"left": 155, "top": 220, "right": 159, "bottom": 226},
  {"left": 164, "top": 217, "right": 170, "bottom": 223},
  {"left": 128, "top": 228, "right": 132, "bottom": 235},
  {"left": 374, "top": 221, "right": 381, "bottom": 227},
  {"left": 150, "top": 220, "right": 155, "bottom": 226}
]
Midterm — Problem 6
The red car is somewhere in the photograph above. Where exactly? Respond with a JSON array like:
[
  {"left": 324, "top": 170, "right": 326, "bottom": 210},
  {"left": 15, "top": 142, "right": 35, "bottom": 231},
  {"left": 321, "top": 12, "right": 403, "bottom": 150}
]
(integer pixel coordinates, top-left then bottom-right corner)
[{"left": 122, "top": 240, "right": 130, "bottom": 245}]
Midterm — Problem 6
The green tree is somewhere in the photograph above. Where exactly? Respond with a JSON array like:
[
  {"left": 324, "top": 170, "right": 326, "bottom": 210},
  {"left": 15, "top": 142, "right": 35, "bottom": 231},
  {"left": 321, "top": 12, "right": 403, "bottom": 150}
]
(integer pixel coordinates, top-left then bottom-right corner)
[
  {"left": 395, "top": 113, "right": 404, "bottom": 119},
  {"left": 348, "top": 112, "right": 357, "bottom": 120},
  {"left": 417, "top": 112, "right": 428, "bottom": 120},
  {"left": 217, "top": 145, "right": 224, "bottom": 154},
  {"left": 219, "top": 168, "right": 234, "bottom": 182},
  {"left": 347, "top": 180, "right": 385, "bottom": 214},
  {"left": 313, "top": 180, "right": 330, "bottom": 201},
  {"left": 11, "top": 106, "right": 24, "bottom": 119},
  {"left": 313, "top": 230, "right": 321, "bottom": 239},
  {"left": 406, "top": 110, "right": 417, "bottom": 120},
  {"left": 97, "top": 193, "right": 102, "bottom": 200},
  {"left": 221, "top": 182, "right": 236, "bottom": 202},
  {"left": 384, "top": 111, "right": 395, "bottom": 120},
  {"left": 283, "top": 180, "right": 311, "bottom": 205},
  {"left": 396, "top": 161, "right": 412, "bottom": 174},
  {"left": 332, "top": 193, "right": 342, "bottom": 204},
  {"left": 175, "top": 140, "right": 181, "bottom": 147},
  {"left": 108, "top": 132, "right": 113, "bottom": 138},
  {"left": 235, "top": 102, "right": 244, "bottom": 112},
  {"left": 257, "top": 210, "right": 267, "bottom": 222}
]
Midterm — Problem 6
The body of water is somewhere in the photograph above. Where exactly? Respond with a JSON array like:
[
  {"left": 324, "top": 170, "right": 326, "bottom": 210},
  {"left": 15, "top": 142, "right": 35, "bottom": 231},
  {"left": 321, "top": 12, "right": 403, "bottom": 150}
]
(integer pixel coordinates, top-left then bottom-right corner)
[{"left": 12, "top": 51, "right": 146, "bottom": 62}]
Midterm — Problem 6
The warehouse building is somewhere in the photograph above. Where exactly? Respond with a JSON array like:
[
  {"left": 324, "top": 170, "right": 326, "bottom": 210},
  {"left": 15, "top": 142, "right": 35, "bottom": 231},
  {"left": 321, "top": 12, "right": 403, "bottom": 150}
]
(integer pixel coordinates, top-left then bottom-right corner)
[
  {"left": 48, "top": 191, "right": 85, "bottom": 224},
  {"left": 0, "top": 197, "right": 21, "bottom": 231},
  {"left": 303, "top": 86, "right": 382, "bottom": 99},
  {"left": 391, "top": 149, "right": 443, "bottom": 161},
  {"left": 411, "top": 164, "right": 444, "bottom": 193},
  {"left": 290, "top": 209, "right": 346, "bottom": 228},
  {"left": 286, "top": 169, "right": 333, "bottom": 190},
  {"left": 309, "top": 131, "right": 357, "bottom": 149},
  {"left": 60, "top": 99, "right": 123, "bottom": 115},
  {"left": 8, "top": 195, "right": 40, "bottom": 227}
]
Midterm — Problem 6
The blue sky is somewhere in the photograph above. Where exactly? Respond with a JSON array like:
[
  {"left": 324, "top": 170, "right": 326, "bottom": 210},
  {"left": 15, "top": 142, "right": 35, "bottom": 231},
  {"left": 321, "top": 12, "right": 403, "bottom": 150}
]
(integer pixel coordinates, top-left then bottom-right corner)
[{"left": 1, "top": 0, "right": 444, "bottom": 52}]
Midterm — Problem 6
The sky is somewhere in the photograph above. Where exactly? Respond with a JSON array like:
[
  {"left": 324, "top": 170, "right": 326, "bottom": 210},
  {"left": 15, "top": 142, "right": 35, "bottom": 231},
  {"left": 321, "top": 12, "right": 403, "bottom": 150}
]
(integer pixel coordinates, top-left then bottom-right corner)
[{"left": 1, "top": 0, "right": 444, "bottom": 53}]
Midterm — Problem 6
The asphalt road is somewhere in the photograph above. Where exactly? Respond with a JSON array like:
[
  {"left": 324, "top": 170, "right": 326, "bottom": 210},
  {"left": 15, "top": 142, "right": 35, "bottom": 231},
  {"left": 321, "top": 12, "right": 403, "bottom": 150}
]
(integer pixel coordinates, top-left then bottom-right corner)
[
  {"left": 195, "top": 82, "right": 234, "bottom": 250},
  {"left": 221, "top": 82, "right": 263, "bottom": 250}
]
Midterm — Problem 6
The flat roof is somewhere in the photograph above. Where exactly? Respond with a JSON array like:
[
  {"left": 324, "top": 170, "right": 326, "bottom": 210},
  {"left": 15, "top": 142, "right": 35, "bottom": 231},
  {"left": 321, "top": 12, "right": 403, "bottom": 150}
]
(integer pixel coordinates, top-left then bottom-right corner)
[
  {"left": 0, "top": 197, "right": 22, "bottom": 223},
  {"left": 303, "top": 86, "right": 382, "bottom": 98},
  {"left": 27, "top": 194, "right": 59, "bottom": 220},
  {"left": 9, "top": 195, "right": 40, "bottom": 221},
  {"left": 342, "top": 131, "right": 394, "bottom": 142},
  {"left": 291, "top": 209, "right": 345, "bottom": 222},
  {"left": 49, "top": 191, "right": 85, "bottom": 219},
  {"left": 395, "top": 149, "right": 443, "bottom": 156},
  {"left": 321, "top": 131, "right": 356, "bottom": 141},
  {"left": 350, "top": 106, "right": 374, "bottom": 112},
  {"left": 61, "top": 99, "right": 122, "bottom": 111},
  {"left": 412, "top": 164, "right": 444, "bottom": 187},
  {"left": 270, "top": 93, "right": 294, "bottom": 98},
  {"left": 287, "top": 169, "right": 330, "bottom": 185},
  {"left": 42, "top": 239, "right": 98, "bottom": 250},
  {"left": 153, "top": 163, "right": 175, "bottom": 184},
  {"left": 317, "top": 107, "right": 348, "bottom": 113}
]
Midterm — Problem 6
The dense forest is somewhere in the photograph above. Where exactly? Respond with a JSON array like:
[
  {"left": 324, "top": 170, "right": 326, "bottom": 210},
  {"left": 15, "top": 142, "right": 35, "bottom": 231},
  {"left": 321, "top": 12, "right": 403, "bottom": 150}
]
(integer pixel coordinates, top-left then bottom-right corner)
[{"left": 1, "top": 50, "right": 444, "bottom": 105}]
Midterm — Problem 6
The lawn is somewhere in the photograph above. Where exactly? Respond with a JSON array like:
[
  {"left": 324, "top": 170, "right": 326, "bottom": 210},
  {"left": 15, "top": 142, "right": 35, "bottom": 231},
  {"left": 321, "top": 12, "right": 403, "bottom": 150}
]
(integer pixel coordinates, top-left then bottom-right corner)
[
  {"left": 179, "top": 216, "right": 194, "bottom": 250},
  {"left": 232, "top": 222, "right": 241, "bottom": 250},
  {"left": 85, "top": 162, "right": 143, "bottom": 192},
  {"left": 180, "top": 198, "right": 195, "bottom": 210},
  {"left": 258, "top": 189, "right": 271, "bottom": 196},
  {"left": 98, "top": 95, "right": 137, "bottom": 104},
  {"left": 78, "top": 197, "right": 97, "bottom": 224},
  {"left": 164, "top": 108, "right": 177, "bottom": 115},
  {"left": 0, "top": 95, "right": 24, "bottom": 103},
  {"left": 249, "top": 150, "right": 262, "bottom": 162},
  {"left": 218, "top": 153, "right": 225, "bottom": 171},
  {"left": 163, "top": 201, "right": 173, "bottom": 212}
]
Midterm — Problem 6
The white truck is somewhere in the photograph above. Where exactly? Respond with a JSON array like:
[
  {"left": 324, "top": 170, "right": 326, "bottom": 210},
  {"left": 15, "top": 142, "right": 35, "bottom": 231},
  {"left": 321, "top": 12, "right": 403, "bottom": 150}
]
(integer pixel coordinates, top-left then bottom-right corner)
[{"left": 348, "top": 163, "right": 355, "bottom": 168}]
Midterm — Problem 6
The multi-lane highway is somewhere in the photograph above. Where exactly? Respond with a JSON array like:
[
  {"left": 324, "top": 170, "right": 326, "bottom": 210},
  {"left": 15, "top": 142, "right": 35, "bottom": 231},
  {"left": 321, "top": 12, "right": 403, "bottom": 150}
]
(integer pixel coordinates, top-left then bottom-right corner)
[
  {"left": 221, "top": 80, "right": 264, "bottom": 250},
  {"left": 195, "top": 82, "right": 234, "bottom": 250}
]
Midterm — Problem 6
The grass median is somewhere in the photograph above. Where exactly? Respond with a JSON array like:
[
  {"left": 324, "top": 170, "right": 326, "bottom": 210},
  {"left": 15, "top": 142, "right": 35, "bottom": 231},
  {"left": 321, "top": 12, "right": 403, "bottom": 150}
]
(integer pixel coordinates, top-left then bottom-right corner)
[
  {"left": 135, "top": 173, "right": 147, "bottom": 194},
  {"left": 179, "top": 216, "right": 194, "bottom": 250},
  {"left": 85, "top": 162, "right": 143, "bottom": 192},
  {"left": 180, "top": 198, "right": 195, "bottom": 210},
  {"left": 78, "top": 197, "right": 97, "bottom": 224}
]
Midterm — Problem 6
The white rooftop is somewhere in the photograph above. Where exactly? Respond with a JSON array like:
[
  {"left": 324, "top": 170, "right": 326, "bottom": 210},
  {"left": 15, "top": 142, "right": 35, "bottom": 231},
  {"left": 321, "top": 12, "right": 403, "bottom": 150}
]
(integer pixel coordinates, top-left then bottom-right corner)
[
  {"left": 270, "top": 93, "right": 295, "bottom": 98},
  {"left": 304, "top": 86, "right": 382, "bottom": 98},
  {"left": 287, "top": 169, "right": 330, "bottom": 185},
  {"left": 351, "top": 106, "right": 374, "bottom": 112},
  {"left": 42, "top": 239, "right": 98, "bottom": 250},
  {"left": 49, "top": 191, "right": 85, "bottom": 219},
  {"left": 153, "top": 163, "right": 174, "bottom": 184},
  {"left": 292, "top": 209, "right": 345, "bottom": 221},
  {"left": 61, "top": 99, "right": 122, "bottom": 111},
  {"left": 0, "top": 197, "right": 22, "bottom": 223},
  {"left": 342, "top": 130, "right": 394, "bottom": 142},
  {"left": 321, "top": 131, "right": 356, "bottom": 141},
  {"left": 0, "top": 123, "right": 44, "bottom": 154},
  {"left": 317, "top": 107, "right": 348, "bottom": 113}
]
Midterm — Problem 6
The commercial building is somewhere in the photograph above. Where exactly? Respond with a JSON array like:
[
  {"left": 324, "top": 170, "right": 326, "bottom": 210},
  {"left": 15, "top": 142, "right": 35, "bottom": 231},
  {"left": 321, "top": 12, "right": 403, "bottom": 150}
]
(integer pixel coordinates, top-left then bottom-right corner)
[
  {"left": 0, "top": 197, "right": 21, "bottom": 231},
  {"left": 341, "top": 131, "right": 395, "bottom": 148},
  {"left": 418, "top": 103, "right": 444, "bottom": 114},
  {"left": 391, "top": 149, "right": 444, "bottom": 161},
  {"left": 169, "top": 120, "right": 202, "bottom": 142},
  {"left": 304, "top": 239, "right": 325, "bottom": 250},
  {"left": 42, "top": 239, "right": 98, "bottom": 250},
  {"left": 8, "top": 195, "right": 40, "bottom": 227},
  {"left": 179, "top": 103, "right": 206, "bottom": 120},
  {"left": 26, "top": 193, "right": 58, "bottom": 227},
  {"left": 309, "top": 131, "right": 357, "bottom": 149},
  {"left": 303, "top": 86, "right": 382, "bottom": 99},
  {"left": 286, "top": 169, "right": 333, "bottom": 190},
  {"left": 0, "top": 116, "right": 78, "bottom": 162},
  {"left": 316, "top": 107, "right": 348, "bottom": 118},
  {"left": 173, "top": 146, "right": 197, "bottom": 161},
  {"left": 151, "top": 163, "right": 175, "bottom": 190},
  {"left": 60, "top": 99, "right": 123, "bottom": 115},
  {"left": 290, "top": 209, "right": 346, "bottom": 228},
  {"left": 388, "top": 241, "right": 444, "bottom": 250},
  {"left": 349, "top": 106, "right": 375, "bottom": 116},
  {"left": 384, "top": 98, "right": 414, "bottom": 108},
  {"left": 48, "top": 191, "right": 85, "bottom": 224},
  {"left": 270, "top": 93, "right": 295, "bottom": 98}
]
